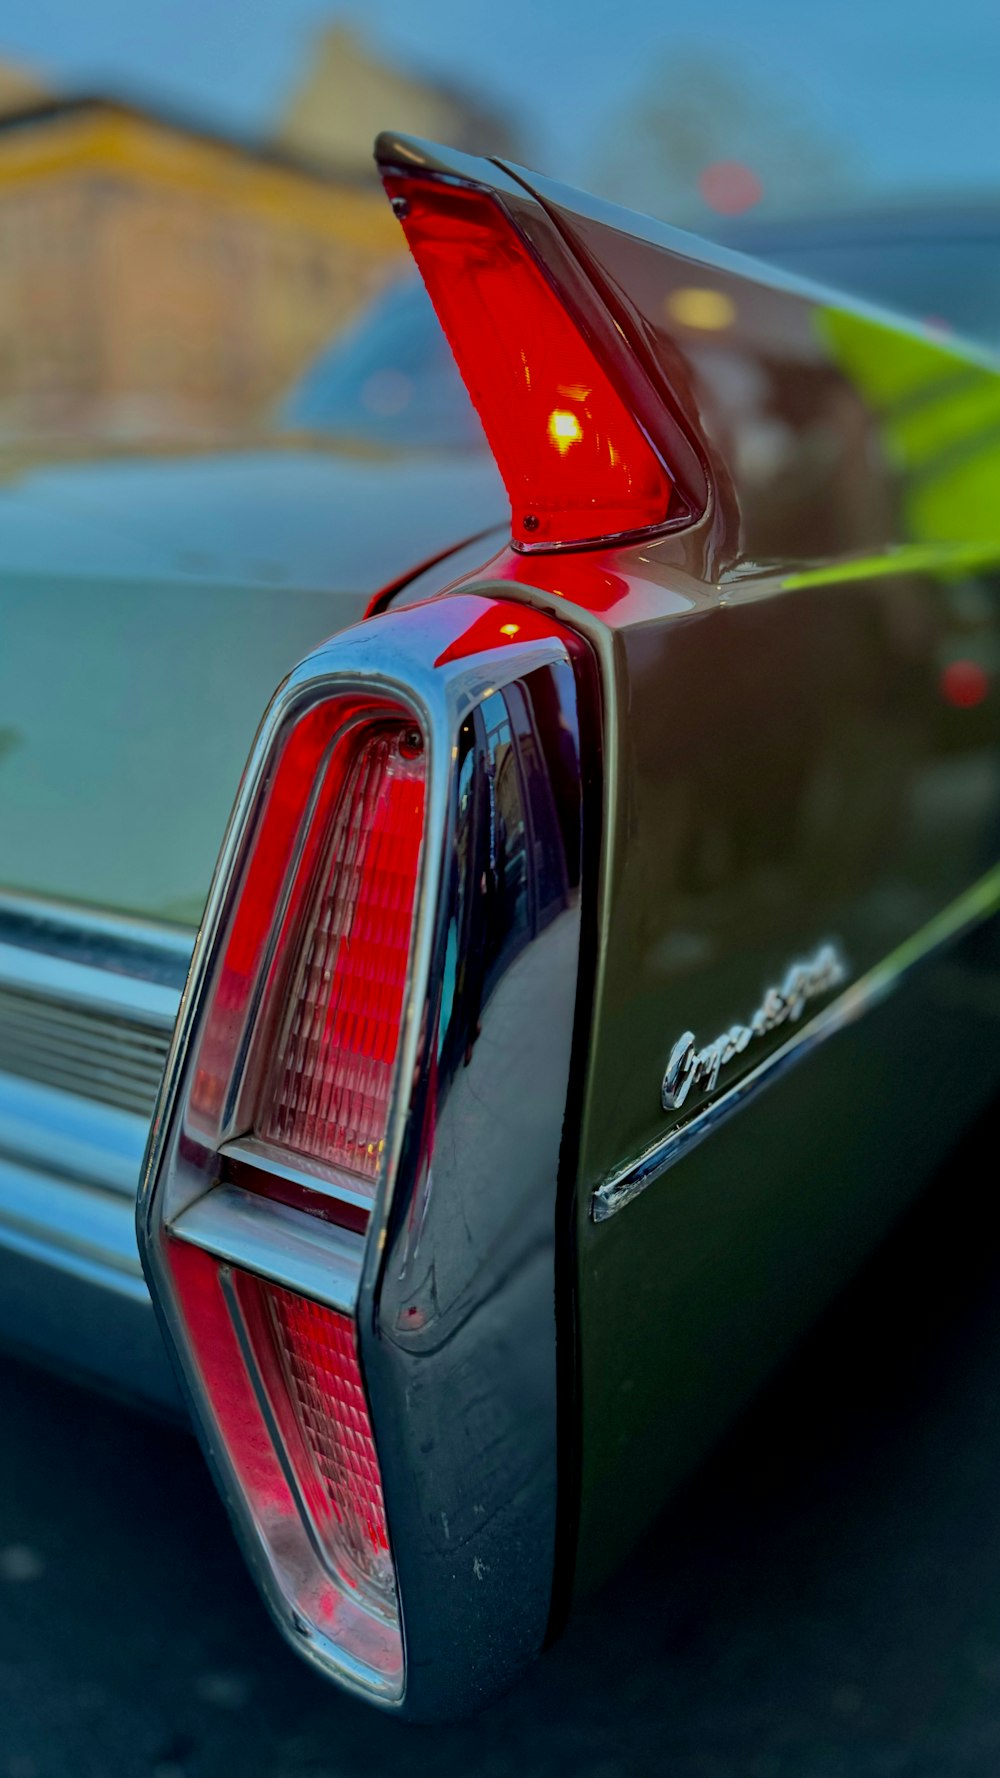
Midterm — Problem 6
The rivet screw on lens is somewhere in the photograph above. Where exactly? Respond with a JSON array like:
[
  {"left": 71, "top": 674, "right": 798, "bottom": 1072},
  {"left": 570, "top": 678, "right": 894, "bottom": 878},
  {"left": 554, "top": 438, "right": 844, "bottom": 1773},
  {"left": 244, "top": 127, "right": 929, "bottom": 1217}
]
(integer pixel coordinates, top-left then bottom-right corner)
[{"left": 399, "top": 726, "right": 424, "bottom": 760}]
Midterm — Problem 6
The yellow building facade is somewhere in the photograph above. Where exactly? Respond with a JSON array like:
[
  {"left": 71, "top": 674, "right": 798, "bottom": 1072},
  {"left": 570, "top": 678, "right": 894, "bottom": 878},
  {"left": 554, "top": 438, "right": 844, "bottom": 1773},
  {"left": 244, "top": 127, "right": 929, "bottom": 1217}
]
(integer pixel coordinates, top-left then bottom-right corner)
[{"left": 0, "top": 98, "right": 405, "bottom": 440}]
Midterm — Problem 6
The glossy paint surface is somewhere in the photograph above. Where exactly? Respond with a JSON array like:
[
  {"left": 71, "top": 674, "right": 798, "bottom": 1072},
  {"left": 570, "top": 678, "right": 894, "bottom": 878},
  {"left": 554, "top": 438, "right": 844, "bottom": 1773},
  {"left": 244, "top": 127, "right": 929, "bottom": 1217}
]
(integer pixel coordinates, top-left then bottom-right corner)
[
  {"left": 0, "top": 443, "right": 502, "bottom": 925},
  {"left": 464, "top": 539, "right": 1000, "bottom": 1587},
  {"left": 7, "top": 112, "right": 1000, "bottom": 1702},
  {"left": 576, "top": 585, "right": 1000, "bottom": 1583}
]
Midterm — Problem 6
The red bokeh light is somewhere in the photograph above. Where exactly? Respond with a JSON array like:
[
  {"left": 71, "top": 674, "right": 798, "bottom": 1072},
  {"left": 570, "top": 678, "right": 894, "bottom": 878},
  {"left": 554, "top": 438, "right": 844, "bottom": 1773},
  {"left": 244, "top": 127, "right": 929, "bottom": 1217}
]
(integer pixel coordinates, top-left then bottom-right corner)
[
  {"left": 698, "top": 161, "right": 764, "bottom": 216},
  {"left": 940, "top": 659, "right": 990, "bottom": 709}
]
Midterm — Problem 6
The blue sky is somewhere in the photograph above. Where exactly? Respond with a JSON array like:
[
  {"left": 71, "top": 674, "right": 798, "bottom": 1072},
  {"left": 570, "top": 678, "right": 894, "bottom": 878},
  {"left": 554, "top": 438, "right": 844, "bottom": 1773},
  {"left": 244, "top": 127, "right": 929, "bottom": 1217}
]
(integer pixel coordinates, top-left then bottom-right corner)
[{"left": 3, "top": 0, "right": 1000, "bottom": 203}]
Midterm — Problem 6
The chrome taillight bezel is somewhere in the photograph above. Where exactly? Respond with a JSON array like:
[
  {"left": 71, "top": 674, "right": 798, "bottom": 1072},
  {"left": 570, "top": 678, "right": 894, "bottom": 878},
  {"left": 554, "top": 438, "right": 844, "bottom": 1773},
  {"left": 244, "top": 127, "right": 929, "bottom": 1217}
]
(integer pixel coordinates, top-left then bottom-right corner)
[{"left": 138, "top": 590, "right": 593, "bottom": 1717}]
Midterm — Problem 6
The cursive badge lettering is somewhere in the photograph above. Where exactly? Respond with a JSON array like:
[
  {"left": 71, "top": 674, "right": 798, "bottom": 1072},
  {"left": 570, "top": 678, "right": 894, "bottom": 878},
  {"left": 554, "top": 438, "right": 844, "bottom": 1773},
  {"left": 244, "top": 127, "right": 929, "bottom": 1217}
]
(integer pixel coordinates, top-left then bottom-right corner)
[{"left": 661, "top": 942, "right": 847, "bottom": 1111}]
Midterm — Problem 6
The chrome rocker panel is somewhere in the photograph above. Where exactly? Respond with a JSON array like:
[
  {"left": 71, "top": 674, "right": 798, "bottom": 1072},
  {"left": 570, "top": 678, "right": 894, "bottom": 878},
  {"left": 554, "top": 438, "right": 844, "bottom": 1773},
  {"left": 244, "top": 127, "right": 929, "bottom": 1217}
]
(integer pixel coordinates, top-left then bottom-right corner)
[{"left": 0, "top": 895, "right": 191, "bottom": 1407}]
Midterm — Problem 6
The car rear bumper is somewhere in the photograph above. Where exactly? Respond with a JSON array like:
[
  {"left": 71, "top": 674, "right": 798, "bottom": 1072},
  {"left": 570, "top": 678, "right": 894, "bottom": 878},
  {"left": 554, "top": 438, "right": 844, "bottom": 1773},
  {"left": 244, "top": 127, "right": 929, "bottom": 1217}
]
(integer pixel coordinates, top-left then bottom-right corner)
[
  {"left": 0, "top": 1149, "right": 180, "bottom": 1410},
  {"left": 0, "top": 894, "right": 192, "bottom": 1410}
]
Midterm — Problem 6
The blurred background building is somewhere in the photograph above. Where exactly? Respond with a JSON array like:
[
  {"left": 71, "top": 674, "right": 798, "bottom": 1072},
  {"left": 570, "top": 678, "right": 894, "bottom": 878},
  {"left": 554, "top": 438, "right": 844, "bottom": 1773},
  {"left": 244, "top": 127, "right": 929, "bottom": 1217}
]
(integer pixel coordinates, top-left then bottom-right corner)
[
  {"left": 1, "top": 1, "right": 991, "bottom": 450},
  {"left": 0, "top": 87, "right": 401, "bottom": 441},
  {"left": 0, "top": 55, "right": 46, "bottom": 114},
  {"left": 273, "top": 23, "right": 520, "bottom": 171},
  {"left": 0, "top": 27, "right": 520, "bottom": 447}
]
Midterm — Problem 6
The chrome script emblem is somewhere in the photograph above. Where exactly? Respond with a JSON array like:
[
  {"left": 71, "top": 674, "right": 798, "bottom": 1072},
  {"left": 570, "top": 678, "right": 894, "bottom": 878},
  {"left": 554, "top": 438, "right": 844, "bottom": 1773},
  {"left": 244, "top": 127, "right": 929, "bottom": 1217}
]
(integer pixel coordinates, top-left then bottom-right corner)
[{"left": 661, "top": 942, "right": 847, "bottom": 1111}]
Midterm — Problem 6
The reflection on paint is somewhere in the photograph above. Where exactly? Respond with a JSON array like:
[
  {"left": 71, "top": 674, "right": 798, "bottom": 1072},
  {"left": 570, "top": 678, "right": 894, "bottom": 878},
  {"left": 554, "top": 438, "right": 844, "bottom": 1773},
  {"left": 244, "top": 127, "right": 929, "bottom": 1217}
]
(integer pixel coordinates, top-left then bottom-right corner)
[
  {"left": 665, "top": 288, "right": 736, "bottom": 331},
  {"left": 816, "top": 305, "right": 1000, "bottom": 553}
]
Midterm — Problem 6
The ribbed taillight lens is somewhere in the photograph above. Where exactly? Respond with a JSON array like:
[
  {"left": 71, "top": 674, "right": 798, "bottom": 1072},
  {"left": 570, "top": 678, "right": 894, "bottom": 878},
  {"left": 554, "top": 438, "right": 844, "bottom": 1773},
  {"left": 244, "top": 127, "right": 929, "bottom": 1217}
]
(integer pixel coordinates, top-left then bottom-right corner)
[
  {"left": 259, "top": 725, "right": 425, "bottom": 1181},
  {"left": 161, "top": 698, "right": 426, "bottom": 1689},
  {"left": 256, "top": 1282, "right": 394, "bottom": 1600},
  {"left": 141, "top": 590, "right": 590, "bottom": 1711},
  {"left": 190, "top": 702, "right": 426, "bottom": 1205},
  {"left": 169, "top": 1239, "right": 400, "bottom": 1641}
]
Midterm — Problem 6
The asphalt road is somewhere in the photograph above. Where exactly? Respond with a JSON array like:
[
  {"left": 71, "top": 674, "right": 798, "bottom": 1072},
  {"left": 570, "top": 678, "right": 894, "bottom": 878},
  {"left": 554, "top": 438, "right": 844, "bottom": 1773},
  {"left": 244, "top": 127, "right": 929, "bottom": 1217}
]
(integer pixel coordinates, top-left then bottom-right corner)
[{"left": 3, "top": 1109, "right": 1000, "bottom": 1778}]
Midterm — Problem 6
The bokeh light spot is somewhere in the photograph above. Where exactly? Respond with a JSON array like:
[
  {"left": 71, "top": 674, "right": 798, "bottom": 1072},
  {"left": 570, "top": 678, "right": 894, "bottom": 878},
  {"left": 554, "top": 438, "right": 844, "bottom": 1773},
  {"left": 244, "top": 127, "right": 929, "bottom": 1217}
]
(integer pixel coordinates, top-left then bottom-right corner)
[
  {"left": 698, "top": 161, "right": 763, "bottom": 216},
  {"left": 941, "top": 658, "right": 989, "bottom": 709}
]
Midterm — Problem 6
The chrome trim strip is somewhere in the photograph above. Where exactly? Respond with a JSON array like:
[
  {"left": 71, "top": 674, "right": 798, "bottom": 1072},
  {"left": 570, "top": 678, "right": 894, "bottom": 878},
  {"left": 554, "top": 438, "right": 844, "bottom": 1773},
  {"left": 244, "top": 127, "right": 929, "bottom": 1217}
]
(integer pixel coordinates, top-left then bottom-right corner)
[
  {"left": 0, "top": 1147, "right": 181, "bottom": 1412},
  {"left": 0, "top": 989, "right": 170, "bottom": 1117},
  {"left": 0, "top": 898, "right": 187, "bottom": 1118},
  {"left": 171, "top": 1184, "right": 364, "bottom": 1315},
  {"left": 0, "top": 940, "right": 184, "bottom": 1028},
  {"left": 0, "top": 889, "right": 195, "bottom": 981},
  {"left": 220, "top": 1135, "right": 374, "bottom": 1218},
  {"left": 0, "top": 1072, "right": 151, "bottom": 1198},
  {"left": 592, "top": 860, "right": 1000, "bottom": 1222},
  {"left": 0, "top": 1153, "right": 147, "bottom": 1293}
]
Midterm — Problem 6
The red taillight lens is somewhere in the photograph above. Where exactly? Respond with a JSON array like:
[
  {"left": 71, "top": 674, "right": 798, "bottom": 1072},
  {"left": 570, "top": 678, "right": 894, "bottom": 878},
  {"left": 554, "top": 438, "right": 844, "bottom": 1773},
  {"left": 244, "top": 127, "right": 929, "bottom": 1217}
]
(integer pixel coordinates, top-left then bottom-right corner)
[
  {"left": 382, "top": 172, "right": 672, "bottom": 548},
  {"left": 165, "top": 706, "right": 424, "bottom": 1679},
  {"left": 169, "top": 1239, "right": 400, "bottom": 1643},
  {"left": 258, "top": 1283, "right": 393, "bottom": 1599},
  {"left": 191, "top": 705, "right": 426, "bottom": 1206},
  {"left": 169, "top": 702, "right": 424, "bottom": 1679},
  {"left": 259, "top": 725, "right": 425, "bottom": 1181}
]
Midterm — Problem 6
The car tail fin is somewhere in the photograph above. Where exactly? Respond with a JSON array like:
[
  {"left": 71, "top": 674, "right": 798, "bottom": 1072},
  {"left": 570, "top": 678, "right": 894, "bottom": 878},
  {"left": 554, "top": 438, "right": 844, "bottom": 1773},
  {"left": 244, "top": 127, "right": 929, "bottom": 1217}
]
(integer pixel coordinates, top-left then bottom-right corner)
[
  {"left": 376, "top": 131, "right": 707, "bottom": 549},
  {"left": 378, "top": 132, "right": 1000, "bottom": 577}
]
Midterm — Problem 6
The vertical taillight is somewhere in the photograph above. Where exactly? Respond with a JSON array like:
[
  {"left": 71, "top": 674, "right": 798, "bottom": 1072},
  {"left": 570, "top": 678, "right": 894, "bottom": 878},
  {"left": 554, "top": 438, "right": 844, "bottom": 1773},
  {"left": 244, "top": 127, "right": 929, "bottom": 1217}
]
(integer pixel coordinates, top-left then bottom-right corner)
[
  {"left": 261, "top": 1287, "right": 392, "bottom": 1582},
  {"left": 167, "top": 1235, "right": 402, "bottom": 1685},
  {"left": 238, "top": 1274, "right": 396, "bottom": 1606},
  {"left": 157, "top": 694, "right": 427, "bottom": 1697}
]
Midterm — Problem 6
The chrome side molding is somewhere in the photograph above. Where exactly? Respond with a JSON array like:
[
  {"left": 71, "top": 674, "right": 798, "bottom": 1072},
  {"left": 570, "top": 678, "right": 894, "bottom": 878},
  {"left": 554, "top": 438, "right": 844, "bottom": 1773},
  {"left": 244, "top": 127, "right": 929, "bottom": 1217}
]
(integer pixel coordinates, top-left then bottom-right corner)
[
  {"left": 0, "top": 890, "right": 193, "bottom": 991},
  {"left": 0, "top": 894, "right": 191, "bottom": 1119},
  {"left": 593, "top": 860, "right": 1000, "bottom": 1222},
  {"left": 0, "top": 898, "right": 193, "bottom": 1405}
]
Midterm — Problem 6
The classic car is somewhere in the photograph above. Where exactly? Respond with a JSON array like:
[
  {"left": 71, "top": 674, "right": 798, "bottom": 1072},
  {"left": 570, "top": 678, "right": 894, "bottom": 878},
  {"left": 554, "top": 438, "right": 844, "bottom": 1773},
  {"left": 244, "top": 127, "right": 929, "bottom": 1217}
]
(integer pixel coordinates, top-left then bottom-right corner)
[{"left": 3, "top": 126, "right": 1000, "bottom": 1721}]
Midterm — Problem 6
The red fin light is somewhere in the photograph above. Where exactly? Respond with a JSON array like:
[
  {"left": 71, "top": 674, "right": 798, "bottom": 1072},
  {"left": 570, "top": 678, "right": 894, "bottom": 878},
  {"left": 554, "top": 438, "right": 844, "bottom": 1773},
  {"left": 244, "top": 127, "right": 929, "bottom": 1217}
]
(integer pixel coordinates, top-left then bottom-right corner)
[{"left": 381, "top": 171, "right": 673, "bottom": 549}]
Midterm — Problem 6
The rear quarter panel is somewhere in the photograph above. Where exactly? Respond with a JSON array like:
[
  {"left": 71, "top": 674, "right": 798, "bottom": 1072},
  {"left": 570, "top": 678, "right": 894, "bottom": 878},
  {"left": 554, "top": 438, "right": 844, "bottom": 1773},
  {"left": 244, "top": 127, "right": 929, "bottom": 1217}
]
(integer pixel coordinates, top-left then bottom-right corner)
[
  {"left": 444, "top": 164, "right": 1000, "bottom": 1592},
  {"left": 576, "top": 563, "right": 1000, "bottom": 1586}
]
